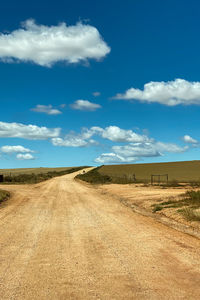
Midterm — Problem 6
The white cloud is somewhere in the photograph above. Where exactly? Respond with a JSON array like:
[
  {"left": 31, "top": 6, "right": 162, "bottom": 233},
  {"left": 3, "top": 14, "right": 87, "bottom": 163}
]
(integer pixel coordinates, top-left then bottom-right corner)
[
  {"left": 114, "top": 79, "right": 200, "bottom": 106},
  {"left": 70, "top": 100, "right": 101, "bottom": 111},
  {"left": 92, "top": 92, "right": 101, "bottom": 97},
  {"left": 0, "top": 19, "right": 110, "bottom": 67},
  {"left": 0, "top": 121, "right": 60, "bottom": 140},
  {"left": 1, "top": 145, "right": 34, "bottom": 153},
  {"left": 90, "top": 126, "right": 150, "bottom": 143},
  {"left": 182, "top": 135, "right": 198, "bottom": 144},
  {"left": 51, "top": 126, "right": 150, "bottom": 148},
  {"left": 51, "top": 126, "right": 149, "bottom": 148},
  {"left": 113, "top": 142, "right": 187, "bottom": 158},
  {"left": 51, "top": 137, "right": 93, "bottom": 147},
  {"left": 95, "top": 153, "right": 138, "bottom": 164},
  {"left": 31, "top": 105, "right": 62, "bottom": 115},
  {"left": 16, "top": 153, "right": 35, "bottom": 160},
  {"left": 95, "top": 140, "right": 188, "bottom": 164},
  {"left": 50, "top": 125, "right": 189, "bottom": 164},
  {"left": 51, "top": 132, "right": 97, "bottom": 147},
  {"left": 112, "top": 144, "right": 160, "bottom": 158}
]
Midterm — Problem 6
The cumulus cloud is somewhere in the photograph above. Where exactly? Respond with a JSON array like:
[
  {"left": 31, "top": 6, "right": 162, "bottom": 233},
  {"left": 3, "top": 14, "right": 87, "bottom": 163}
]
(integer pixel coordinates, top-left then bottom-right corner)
[
  {"left": 112, "top": 142, "right": 187, "bottom": 158},
  {"left": 95, "top": 153, "right": 138, "bottom": 164},
  {"left": 0, "top": 19, "right": 110, "bottom": 67},
  {"left": 1, "top": 145, "right": 34, "bottom": 153},
  {"left": 70, "top": 100, "right": 101, "bottom": 111},
  {"left": 31, "top": 105, "right": 62, "bottom": 115},
  {"left": 0, "top": 121, "right": 60, "bottom": 140},
  {"left": 114, "top": 79, "right": 200, "bottom": 106},
  {"left": 90, "top": 126, "right": 150, "bottom": 143},
  {"left": 50, "top": 125, "right": 189, "bottom": 164},
  {"left": 95, "top": 140, "right": 188, "bottom": 164},
  {"left": 182, "top": 135, "right": 198, "bottom": 144},
  {"left": 51, "top": 126, "right": 149, "bottom": 148},
  {"left": 112, "top": 144, "right": 159, "bottom": 158},
  {"left": 51, "top": 136, "right": 96, "bottom": 147},
  {"left": 16, "top": 153, "right": 35, "bottom": 160},
  {"left": 51, "top": 129, "right": 97, "bottom": 147}
]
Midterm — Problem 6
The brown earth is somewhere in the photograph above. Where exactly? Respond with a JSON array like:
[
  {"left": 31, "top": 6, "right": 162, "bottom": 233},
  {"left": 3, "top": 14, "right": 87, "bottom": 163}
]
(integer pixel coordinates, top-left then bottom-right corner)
[
  {"left": 97, "top": 183, "right": 200, "bottom": 233},
  {"left": 0, "top": 169, "right": 200, "bottom": 299}
]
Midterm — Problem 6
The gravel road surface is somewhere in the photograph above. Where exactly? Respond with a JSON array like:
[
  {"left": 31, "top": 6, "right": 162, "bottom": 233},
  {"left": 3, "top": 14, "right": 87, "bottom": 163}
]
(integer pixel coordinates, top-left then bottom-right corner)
[{"left": 0, "top": 170, "right": 200, "bottom": 299}]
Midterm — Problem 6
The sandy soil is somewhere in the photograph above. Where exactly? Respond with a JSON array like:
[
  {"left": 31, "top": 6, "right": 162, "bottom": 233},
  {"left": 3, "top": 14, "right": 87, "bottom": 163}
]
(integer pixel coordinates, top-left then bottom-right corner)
[
  {"left": 0, "top": 170, "right": 200, "bottom": 299},
  {"left": 97, "top": 183, "right": 200, "bottom": 233}
]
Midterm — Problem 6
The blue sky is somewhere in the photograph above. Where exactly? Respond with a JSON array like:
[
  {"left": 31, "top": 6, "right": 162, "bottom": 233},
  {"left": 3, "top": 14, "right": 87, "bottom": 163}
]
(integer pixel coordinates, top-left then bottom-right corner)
[{"left": 0, "top": 0, "right": 200, "bottom": 167}]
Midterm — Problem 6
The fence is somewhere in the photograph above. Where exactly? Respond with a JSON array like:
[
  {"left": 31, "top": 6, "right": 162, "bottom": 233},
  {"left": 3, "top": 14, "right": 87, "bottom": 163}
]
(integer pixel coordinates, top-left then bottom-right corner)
[
  {"left": 151, "top": 174, "right": 168, "bottom": 185},
  {"left": 110, "top": 173, "right": 136, "bottom": 183}
]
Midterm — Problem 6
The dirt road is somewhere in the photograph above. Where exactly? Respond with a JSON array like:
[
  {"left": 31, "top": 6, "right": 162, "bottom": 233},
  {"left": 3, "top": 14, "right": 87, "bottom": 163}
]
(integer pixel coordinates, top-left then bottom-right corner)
[{"left": 0, "top": 170, "right": 200, "bottom": 299}]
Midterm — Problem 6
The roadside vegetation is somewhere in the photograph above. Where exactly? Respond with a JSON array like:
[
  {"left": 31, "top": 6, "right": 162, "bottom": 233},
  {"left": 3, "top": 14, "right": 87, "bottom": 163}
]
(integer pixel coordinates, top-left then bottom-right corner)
[
  {"left": 152, "top": 190, "right": 200, "bottom": 221},
  {"left": 76, "top": 166, "right": 142, "bottom": 184},
  {"left": 76, "top": 167, "right": 112, "bottom": 184},
  {"left": 0, "top": 189, "right": 10, "bottom": 204},
  {"left": 1, "top": 166, "right": 88, "bottom": 184}
]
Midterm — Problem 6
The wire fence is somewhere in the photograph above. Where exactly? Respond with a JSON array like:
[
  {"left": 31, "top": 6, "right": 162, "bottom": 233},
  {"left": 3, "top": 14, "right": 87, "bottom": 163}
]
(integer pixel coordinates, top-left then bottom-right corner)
[{"left": 151, "top": 174, "right": 168, "bottom": 185}]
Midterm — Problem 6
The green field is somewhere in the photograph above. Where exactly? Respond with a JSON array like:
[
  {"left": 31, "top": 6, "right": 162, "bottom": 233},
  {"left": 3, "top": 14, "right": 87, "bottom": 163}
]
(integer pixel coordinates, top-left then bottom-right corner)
[{"left": 99, "top": 161, "right": 200, "bottom": 182}]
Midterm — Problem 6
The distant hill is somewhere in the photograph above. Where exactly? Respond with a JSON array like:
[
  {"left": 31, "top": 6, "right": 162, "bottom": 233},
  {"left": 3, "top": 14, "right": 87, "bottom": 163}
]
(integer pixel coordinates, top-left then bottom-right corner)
[{"left": 99, "top": 161, "right": 200, "bottom": 182}]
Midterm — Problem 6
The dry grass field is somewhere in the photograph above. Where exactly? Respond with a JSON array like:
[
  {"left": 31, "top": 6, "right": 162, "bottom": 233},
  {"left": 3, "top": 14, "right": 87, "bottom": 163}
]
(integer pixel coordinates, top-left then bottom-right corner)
[
  {"left": 0, "top": 166, "right": 72, "bottom": 176},
  {"left": 99, "top": 160, "right": 200, "bottom": 182},
  {"left": 0, "top": 166, "right": 88, "bottom": 184}
]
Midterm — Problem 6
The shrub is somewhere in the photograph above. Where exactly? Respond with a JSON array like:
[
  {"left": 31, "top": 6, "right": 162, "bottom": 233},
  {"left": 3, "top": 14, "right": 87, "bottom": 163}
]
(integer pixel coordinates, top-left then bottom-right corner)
[
  {"left": 178, "top": 207, "right": 200, "bottom": 221},
  {"left": 76, "top": 167, "right": 112, "bottom": 184},
  {"left": 152, "top": 205, "right": 163, "bottom": 213},
  {"left": 152, "top": 189, "right": 200, "bottom": 221},
  {"left": 184, "top": 190, "right": 200, "bottom": 206},
  {"left": 0, "top": 189, "right": 10, "bottom": 204},
  {"left": 76, "top": 167, "right": 143, "bottom": 184}
]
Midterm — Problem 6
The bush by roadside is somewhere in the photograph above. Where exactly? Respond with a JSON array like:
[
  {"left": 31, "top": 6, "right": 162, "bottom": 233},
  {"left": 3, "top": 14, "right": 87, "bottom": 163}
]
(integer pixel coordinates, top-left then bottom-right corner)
[
  {"left": 0, "top": 189, "right": 10, "bottom": 204},
  {"left": 76, "top": 167, "right": 112, "bottom": 184},
  {"left": 152, "top": 189, "right": 200, "bottom": 221}
]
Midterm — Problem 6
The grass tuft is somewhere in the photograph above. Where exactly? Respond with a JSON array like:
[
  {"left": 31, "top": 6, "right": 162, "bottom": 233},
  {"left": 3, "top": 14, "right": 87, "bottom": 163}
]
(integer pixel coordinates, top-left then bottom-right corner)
[
  {"left": 0, "top": 189, "right": 10, "bottom": 204},
  {"left": 178, "top": 207, "right": 200, "bottom": 221},
  {"left": 152, "top": 189, "right": 200, "bottom": 221},
  {"left": 152, "top": 205, "right": 163, "bottom": 213}
]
